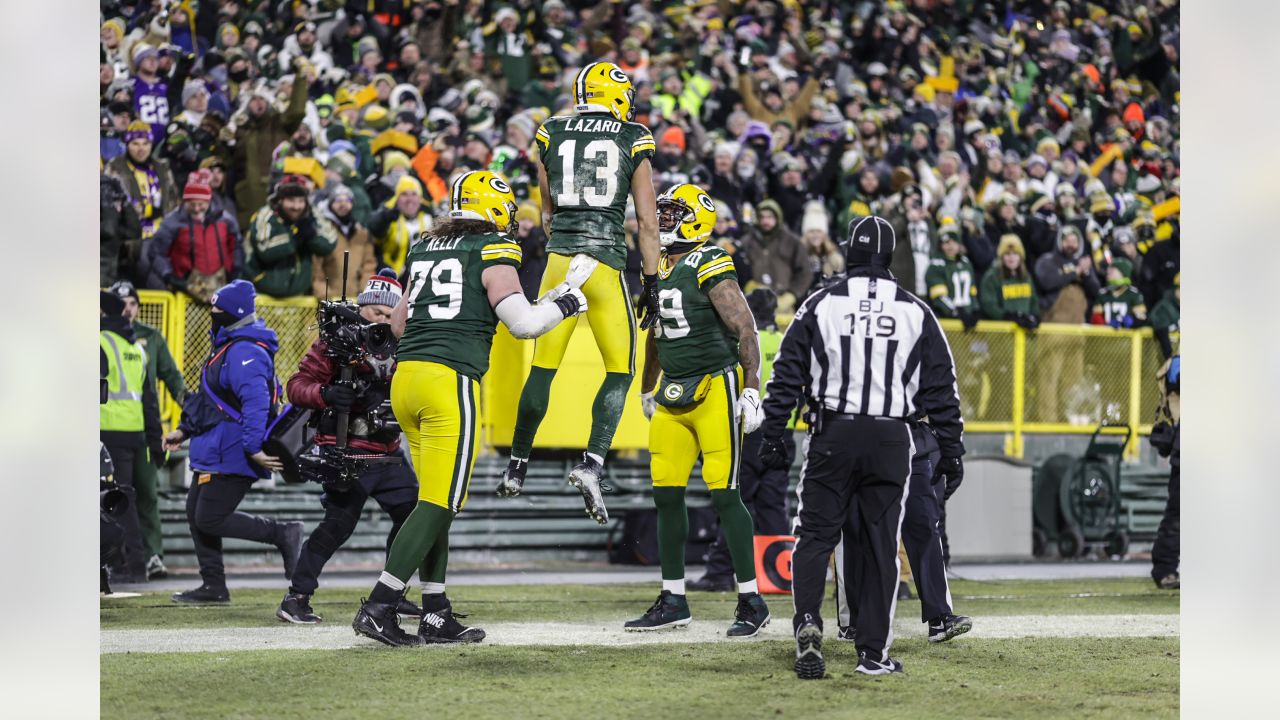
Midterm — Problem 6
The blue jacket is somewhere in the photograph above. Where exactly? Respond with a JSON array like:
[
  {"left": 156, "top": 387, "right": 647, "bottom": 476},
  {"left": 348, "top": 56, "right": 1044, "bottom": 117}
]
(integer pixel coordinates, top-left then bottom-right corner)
[{"left": 188, "top": 320, "right": 280, "bottom": 479}]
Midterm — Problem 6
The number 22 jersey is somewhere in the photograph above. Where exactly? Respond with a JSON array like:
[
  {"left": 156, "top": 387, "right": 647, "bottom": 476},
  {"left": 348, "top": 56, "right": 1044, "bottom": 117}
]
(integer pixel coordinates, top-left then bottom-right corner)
[
  {"left": 396, "top": 231, "right": 523, "bottom": 380},
  {"left": 535, "top": 114, "right": 655, "bottom": 270}
]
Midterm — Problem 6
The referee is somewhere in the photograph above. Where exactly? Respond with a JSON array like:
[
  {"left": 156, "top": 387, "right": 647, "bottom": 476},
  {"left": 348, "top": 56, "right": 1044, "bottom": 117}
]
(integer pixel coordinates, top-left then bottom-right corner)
[{"left": 759, "top": 215, "right": 965, "bottom": 678}]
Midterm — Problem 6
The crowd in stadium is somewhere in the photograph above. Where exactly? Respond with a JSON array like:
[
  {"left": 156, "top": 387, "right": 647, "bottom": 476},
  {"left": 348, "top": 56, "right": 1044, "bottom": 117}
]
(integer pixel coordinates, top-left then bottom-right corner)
[{"left": 99, "top": 0, "right": 1179, "bottom": 343}]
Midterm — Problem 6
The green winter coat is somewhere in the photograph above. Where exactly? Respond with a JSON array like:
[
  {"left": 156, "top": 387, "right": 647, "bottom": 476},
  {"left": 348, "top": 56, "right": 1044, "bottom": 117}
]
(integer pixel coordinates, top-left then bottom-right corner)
[
  {"left": 226, "top": 77, "right": 309, "bottom": 229},
  {"left": 243, "top": 207, "right": 338, "bottom": 298},
  {"left": 133, "top": 321, "right": 185, "bottom": 404},
  {"left": 1149, "top": 290, "right": 1179, "bottom": 332},
  {"left": 979, "top": 266, "right": 1039, "bottom": 319}
]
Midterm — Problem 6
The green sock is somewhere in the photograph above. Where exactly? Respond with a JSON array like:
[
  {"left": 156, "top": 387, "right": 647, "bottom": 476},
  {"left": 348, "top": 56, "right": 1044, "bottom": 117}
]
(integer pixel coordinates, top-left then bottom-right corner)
[
  {"left": 420, "top": 514, "right": 452, "bottom": 584},
  {"left": 511, "top": 366, "right": 556, "bottom": 458},
  {"left": 653, "top": 487, "right": 688, "bottom": 581},
  {"left": 710, "top": 489, "right": 757, "bottom": 583},
  {"left": 383, "top": 501, "right": 453, "bottom": 582},
  {"left": 587, "top": 372, "right": 633, "bottom": 458}
]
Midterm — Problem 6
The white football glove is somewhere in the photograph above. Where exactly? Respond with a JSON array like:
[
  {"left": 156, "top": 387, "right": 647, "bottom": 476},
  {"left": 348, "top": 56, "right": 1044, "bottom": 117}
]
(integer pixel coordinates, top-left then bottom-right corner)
[
  {"left": 640, "top": 391, "right": 657, "bottom": 420},
  {"left": 738, "top": 387, "right": 764, "bottom": 434},
  {"left": 551, "top": 287, "right": 588, "bottom": 317}
]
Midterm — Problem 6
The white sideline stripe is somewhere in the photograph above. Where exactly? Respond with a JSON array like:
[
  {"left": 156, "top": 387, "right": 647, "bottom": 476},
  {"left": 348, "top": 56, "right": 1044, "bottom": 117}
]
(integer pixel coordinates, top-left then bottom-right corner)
[{"left": 100, "top": 614, "right": 1179, "bottom": 655}]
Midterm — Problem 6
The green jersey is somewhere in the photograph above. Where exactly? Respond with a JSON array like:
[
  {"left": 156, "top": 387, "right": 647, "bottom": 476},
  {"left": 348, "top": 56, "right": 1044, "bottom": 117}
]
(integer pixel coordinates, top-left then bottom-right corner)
[
  {"left": 1090, "top": 284, "right": 1148, "bottom": 327},
  {"left": 978, "top": 267, "right": 1038, "bottom": 319},
  {"left": 924, "top": 254, "right": 977, "bottom": 318},
  {"left": 396, "top": 231, "right": 522, "bottom": 379},
  {"left": 535, "top": 113, "right": 655, "bottom": 270},
  {"left": 654, "top": 245, "right": 739, "bottom": 378}
]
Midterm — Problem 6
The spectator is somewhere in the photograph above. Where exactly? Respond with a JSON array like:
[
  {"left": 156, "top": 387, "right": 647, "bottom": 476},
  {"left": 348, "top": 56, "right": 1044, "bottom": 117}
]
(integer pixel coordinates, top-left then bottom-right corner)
[
  {"left": 924, "top": 222, "right": 979, "bottom": 329},
  {"left": 129, "top": 45, "right": 171, "bottom": 143},
  {"left": 368, "top": 175, "right": 432, "bottom": 276},
  {"left": 101, "top": 168, "right": 142, "bottom": 286},
  {"left": 105, "top": 121, "right": 179, "bottom": 274},
  {"left": 243, "top": 177, "right": 337, "bottom": 299},
  {"left": 1034, "top": 225, "right": 1100, "bottom": 323},
  {"left": 312, "top": 186, "right": 377, "bottom": 299},
  {"left": 1089, "top": 258, "right": 1148, "bottom": 328},
  {"left": 799, "top": 202, "right": 843, "bottom": 288},
  {"left": 743, "top": 199, "right": 810, "bottom": 321},
  {"left": 1150, "top": 273, "right": 1181, "bottom": 359},
  {"left": 225, "top": 71, "right": 309, "bottom": 229},
  {"left": 889, "top": 186, "right": 935, "bottom": 298},
  {"left": 515, "top": 202, "right": 548, "bottom": 302},
  {"left": 979, "top": 234, "right": 1040, "bottom": 329},
  {"left": 140, "top": 173, "right": 243, "bottom": 304}
]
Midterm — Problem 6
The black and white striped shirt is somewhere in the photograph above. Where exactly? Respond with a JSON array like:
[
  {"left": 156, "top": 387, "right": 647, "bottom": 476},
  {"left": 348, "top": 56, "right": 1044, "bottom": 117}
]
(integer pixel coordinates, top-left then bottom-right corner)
[{"left": 762, "top": 267, "right": 966, "bottom": 458}]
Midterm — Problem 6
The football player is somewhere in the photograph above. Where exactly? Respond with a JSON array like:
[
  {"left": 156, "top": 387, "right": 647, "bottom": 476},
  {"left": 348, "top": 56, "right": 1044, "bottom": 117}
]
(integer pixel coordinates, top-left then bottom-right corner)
[
  {"left": 352, "top": 170, "right": 588, "bottom": 646},
  {"left": 497, "top": 61, "right": 662, "bottom": 525},
  {"left": 623, "top": 183, "right": 770, "bottom": 638}
]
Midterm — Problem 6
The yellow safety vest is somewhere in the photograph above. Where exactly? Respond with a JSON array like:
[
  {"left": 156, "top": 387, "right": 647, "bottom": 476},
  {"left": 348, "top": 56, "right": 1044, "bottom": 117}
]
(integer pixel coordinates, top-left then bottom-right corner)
[{"left": 100, "top": 330, "right": 147, "bottom": 433}]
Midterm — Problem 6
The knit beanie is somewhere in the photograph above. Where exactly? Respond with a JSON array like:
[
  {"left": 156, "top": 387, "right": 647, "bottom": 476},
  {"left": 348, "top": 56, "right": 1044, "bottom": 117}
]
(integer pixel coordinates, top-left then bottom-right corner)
[
  {"left": 211, "top": 279, "right": 256, "bottom": 320},
  {"left": 184, "top": 175, "right": 213, "bottom": 202},
  {"left": 357, "top": 269, "right": 404, "bottom": 307},
  {"left": 800, "top": 201, "right": 829, "bottom": 236},
  {"left": 125, "top": 120, "right": 152, "bottom": 143},
  {"left": 659, "top": 125, "right": 687, "bottom": 152}
]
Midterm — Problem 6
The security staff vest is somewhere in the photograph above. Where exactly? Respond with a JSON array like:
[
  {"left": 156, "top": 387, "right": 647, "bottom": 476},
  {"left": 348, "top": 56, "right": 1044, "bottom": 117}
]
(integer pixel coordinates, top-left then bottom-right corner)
[{"left": 100, "top": 330, "right": 147, "bottom": 433}]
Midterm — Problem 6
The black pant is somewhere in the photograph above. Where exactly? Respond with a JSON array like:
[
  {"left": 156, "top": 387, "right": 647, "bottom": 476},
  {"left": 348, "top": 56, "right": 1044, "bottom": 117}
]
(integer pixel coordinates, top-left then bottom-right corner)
[
  {"left": 102, "top": 443, "right": 147, "bottom": 578},
  {"left": 701, "top": 430, "right": 792, "bottom": 580},
  {"left": 290, "top": 460, "right": 418, "bottom": 596},
  {"left": 1151, "top": 433, "right": 1180, "bottom": 580},
  {"left": 836, "top": 424, "right": 953, "bottom": 627},
  {"left": 186, "top": 473, "right": 283, "bottom": 589},
  {"left": 791, "top": 416, "right": 911, "bottom": 662}
]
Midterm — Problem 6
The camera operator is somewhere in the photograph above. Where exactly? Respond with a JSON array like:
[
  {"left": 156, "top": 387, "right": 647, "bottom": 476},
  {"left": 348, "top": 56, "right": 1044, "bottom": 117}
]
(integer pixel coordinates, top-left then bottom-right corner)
[
  {"left": 276, "top": 271, "right": 421, "bottom": 624},
  {"left": 163, "top": 280, "right": 305, "bottom": 603},
  {"left": 100, "top": 290, "right": 164, "bottom": 584}
]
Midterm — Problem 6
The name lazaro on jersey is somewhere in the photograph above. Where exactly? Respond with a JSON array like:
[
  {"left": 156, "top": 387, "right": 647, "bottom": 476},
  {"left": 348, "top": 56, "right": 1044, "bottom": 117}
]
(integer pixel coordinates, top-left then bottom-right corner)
[
  {"left": 396, "top": 231, "right": 522, "bottom": 379},
  {"left": 654, "top": 245, "right": 739, "bottom": 378},
  {"left": 534, "top": 114, "right": 655, "bottom": 270}
]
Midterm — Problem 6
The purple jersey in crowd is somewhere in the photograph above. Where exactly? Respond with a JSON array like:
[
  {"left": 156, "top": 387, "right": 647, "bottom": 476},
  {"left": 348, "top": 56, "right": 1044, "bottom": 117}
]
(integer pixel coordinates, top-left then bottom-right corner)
[{"left": 131, "top": 76, "right": 170, "bottom": 142}]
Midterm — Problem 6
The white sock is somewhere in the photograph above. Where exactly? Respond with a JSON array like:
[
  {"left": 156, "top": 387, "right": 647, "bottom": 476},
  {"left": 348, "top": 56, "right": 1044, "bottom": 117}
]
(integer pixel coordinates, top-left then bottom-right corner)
[
  {"left": 377, "top": 572, "right": 406, "bottom": 592},
  {"left": 423, "top": 582, "right": 446, "bottom": 595},
  {"left": 586, "top": 452, "right": 604, "bottom": 466},
  {"left": 738, "top": 579, "right": 758, "bottom": 595},
  {"left": 663, "top": 578, "right": 686, "bottom": 595},
  {"left": 510, "top": 456, "right": 528, "bottom": 465}
]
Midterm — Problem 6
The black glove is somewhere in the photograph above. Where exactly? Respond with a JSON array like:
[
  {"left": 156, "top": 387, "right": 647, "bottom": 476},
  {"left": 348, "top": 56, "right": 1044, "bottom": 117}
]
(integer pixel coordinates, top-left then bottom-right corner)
[
  {"left": 321, "top": 383, "right": 355, "bottom": 411},
  {"left": 758, "top": 436, "right": 790, "bottom": 470},
  {"left": 638, "top": 273, "right": 661, "bottom": 331},
  {"left": 552, "top": 289, "right": 583, "bottom": 317},
  {"left": 936, "top": 456, "right": 964, "bottom": 500},
  {"left": 149, "top": 443, "right": 167, "bottom": 469},
  {"left": 960, "top": 309, "right": 979, "bottom": 331},
  {"left": 1013, "top": 312, "right": 1040, "bottom": 330}
]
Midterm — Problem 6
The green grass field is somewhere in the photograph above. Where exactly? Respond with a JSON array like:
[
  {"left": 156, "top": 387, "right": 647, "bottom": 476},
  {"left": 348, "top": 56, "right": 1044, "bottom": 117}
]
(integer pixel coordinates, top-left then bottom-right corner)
[{"left": 101, "top": 579, "right": 1178, "bottom": 719}]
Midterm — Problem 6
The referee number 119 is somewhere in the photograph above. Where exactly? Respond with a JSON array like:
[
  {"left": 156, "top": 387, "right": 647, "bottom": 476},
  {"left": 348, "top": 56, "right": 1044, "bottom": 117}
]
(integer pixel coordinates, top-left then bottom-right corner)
[{"left": 845, "top": 299, "right": 897, "bottom": 337}]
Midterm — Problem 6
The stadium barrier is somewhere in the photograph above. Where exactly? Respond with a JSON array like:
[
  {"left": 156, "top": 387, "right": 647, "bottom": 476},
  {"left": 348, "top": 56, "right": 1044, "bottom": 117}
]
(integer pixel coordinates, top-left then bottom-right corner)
[{"left": 131, "top": 291, "right": 1168, "bottom": 458}]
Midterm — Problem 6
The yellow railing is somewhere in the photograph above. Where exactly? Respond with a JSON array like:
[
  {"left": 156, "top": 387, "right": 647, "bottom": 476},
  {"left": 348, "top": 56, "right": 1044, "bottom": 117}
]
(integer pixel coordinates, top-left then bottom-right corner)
[{"left": 128, "top": 291, "right": 1167, "bottom": 456}]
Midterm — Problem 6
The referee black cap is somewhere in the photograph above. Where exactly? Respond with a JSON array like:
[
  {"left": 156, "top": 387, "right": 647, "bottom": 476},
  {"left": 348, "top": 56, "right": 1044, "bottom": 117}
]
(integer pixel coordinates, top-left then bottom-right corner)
[{"left": 846, "top": 215, "right": 896, "bottom": 267}]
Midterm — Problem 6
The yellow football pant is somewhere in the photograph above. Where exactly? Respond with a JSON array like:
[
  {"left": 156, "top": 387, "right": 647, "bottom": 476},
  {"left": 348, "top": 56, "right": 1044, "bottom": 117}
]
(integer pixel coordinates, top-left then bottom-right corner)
[
  {"left": 390, "top": 361, "right": 479, "bottom": 513},
  {"left": 532, "top": 252, "right": 637, "bottom": 374},
  {"left": 650, "top": 369, "right": 743, "bottom": 491}
]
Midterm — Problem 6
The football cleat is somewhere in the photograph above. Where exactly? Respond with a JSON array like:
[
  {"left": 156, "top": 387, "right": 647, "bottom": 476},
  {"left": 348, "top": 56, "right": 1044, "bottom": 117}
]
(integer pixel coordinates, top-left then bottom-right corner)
[
  {"left": 793, "top": 622, "right": 826, "bottom": 679},
  {"left": 172, "top": 584, "right": 230, "bottom": 604},
  {"left": 396, "top": 595, "right": 423, "bottom": 619},
  {"left": 726, "top": 593, "right": 770, "bottom": 638},
  {"left": 855, "top": 651, "right": 904, "bottom": 675},
  {"left": 277, "top": 592, "right": 322, "bottom": 624},
  {"left": 624, "top": 591, "right": 692, "bottom": 631},
  {"left": 353, "top": 597, "right": 421, "bottom": 647},
  {"left": 836, "top": 626, "right": 857, "bottom": 643},
  {"left": 146, "top": 554, "right": 169, "bottom": 580},
  {"left": 928, "top": 613, "right": 973, "bottom": 644},
  {"left": 496, "top": 458, "right": 528, "bottom": 497},
  {"left": 276, "top": 521, "right": 305, "bottom": 580},
  {"left": 568, "top": 454, "right": 609, "bottom": 525},
  {"left": 418, "top": 597, "right": 486, "bottom": 644},
  {"left": 1156, "top": 573, "right": 1180, "bottom": 590}
]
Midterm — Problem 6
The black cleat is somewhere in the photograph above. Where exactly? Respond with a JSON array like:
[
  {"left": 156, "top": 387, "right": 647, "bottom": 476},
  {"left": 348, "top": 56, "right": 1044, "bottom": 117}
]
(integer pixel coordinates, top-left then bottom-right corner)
[
  {"left": 897, "top": 581, "right": 914, "bottom": 601},
  {"left": 496, "top": 458, "right": 528, "bottom": 497},
  {"left": 855, "top": 651, "right": 904, "bottom": 675},
  {"left": 277, "top": 592, "right": 322, "bottom": 624},
  {"left": 276, "top": 521, "right": 305, "bottom": 580},
  {"left": 687, "top": 575, "right": 735, "bottom": 592},
  {"left": 794, "top": 622, "right": 826, "bottom": 679},
  {"left": 1155, "top": 573, "right": 1180, "bottom": 590},
  {"left": 624, "top": 591, "right": 692, "bottom": 631},
  {"left": 836, "top": 626, "right": 856, "bottom": 643},
  {"left": 146, "top": 555, "right": 169, "bottom": 580},
  {"left": 727, "top": 593, "right": 770, "bottom": 638},
  {"left": 418, "top": 598, "right": 486, "bottom": 644},
  {"left": 172, "top": 584, "right": 230, "bottom": 604},
  {"left": 396, "top": 596, "right": 423, "bottom": 618},
  {"left": 353, "top": 597, "right": 421, "bottom": 647},
  {"left": 928, "top": 613, "right": 973, "bottom": 643},
  {"left": 568, "top": 454, "right": 609, "bottom": 525}
]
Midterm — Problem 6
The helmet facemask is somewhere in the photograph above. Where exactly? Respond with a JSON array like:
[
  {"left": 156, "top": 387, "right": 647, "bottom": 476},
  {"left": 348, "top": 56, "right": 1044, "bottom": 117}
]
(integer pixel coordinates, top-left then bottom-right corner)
[{"left": 658, "top": 197, "right": 694, "bottom": 249}]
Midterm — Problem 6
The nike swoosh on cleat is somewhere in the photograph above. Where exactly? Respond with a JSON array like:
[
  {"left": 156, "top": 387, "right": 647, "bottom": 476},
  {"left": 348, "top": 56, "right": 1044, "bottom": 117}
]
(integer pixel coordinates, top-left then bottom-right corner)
[{"left": 368, "top": 617, "right": 383, "bottom": 633}]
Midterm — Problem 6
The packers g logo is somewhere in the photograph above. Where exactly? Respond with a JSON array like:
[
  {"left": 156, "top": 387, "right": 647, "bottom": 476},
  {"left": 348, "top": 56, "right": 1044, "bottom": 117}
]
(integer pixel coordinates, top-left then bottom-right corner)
[
  {"left": 608, "top": 67, "right": 629, "bottom": 84},
  {"left": 697, "top": 193, "right": 716, "bottom": 213},
  {"left": 663, "top": 384, "right": 683, "bottom": 401},
  {"left": 489, "top": 176, "right": 511, "bottom": 194}
]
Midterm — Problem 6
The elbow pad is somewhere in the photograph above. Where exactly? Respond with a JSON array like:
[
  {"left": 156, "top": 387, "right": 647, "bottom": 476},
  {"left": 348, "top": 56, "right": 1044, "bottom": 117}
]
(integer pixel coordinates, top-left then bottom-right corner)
[{"left": 495, "top": 290, "right": 587, "bottom": 339}]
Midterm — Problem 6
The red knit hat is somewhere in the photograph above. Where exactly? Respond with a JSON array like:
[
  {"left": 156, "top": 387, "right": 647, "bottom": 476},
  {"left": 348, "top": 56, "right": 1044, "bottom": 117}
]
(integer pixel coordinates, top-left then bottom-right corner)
[
  {"left": 358, "top": 269, "right": 404, "bottom": 307},
  {"left": 1122, "top": 102, "right": 1145, "bottom": 125},
  {"left": 659, "top": 125, "right": 686, "bottom": 153},
  {"left": 184, "top": 176, "right": 213, "bottom": 202}
]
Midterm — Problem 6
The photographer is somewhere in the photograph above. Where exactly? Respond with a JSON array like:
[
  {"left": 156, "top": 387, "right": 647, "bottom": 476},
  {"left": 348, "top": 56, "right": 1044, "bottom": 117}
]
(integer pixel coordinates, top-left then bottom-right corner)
[
  {"left": 163, "top": 280, "right": 304, "bottom": 604},
  {"left": 277, "top": 271, "right": 420, "bottom": 624}
]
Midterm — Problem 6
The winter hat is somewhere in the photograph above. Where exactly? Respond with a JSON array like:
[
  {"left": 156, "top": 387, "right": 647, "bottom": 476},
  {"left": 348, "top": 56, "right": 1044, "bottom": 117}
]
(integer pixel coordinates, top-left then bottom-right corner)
[
  {"left": 997, "top": 233, "right": 1025, "bottom": 259},
  {"left": 394, "top": 174, "right": 423, "bottom": 199},
  {"left": 274, "top": 176, "right": 310, "bottom": 201},
  {"left": 1089, "top": 192, "right": 1113, "bottom": 214},
  {"left": 938, "top": 216, "right": 962, "bottom": 240},
  {"left": 109, "top": 280, "right": 140, "bottom": 303},
  {"left": 328, "top": 184, "right": 355, "bottom": 204},
  {"left": 516, "top": 201, "right": 541, "bottom": 227},
  {"left": 182, "top": 79, "right": 208, "bottom": 107},
  {"left": 358, "top": 269, "right": 404, "bottom": 307},
  {"left": 125, "top": 120, "right": 152, "bottom": 143},
  {"left": 1110, "top": 257, "right": 1134, "bottom": 280},
  {"left": 800, "top": 201, "right": 829, "bottom": 236},
  {"left": 1122, "top": 102, "right": 1145, "bottom": 125},
  {"left": 211, "top": 279, "right": 257, "bottom": 320},
  {"left": 659, "top": 125, "right": 687, "bottom": 152},
  {"left": 100, "top": 290, "right": 126, "bottom": 317},
  {"left": 183, "top": 175, "right": 213, "bottom": 202}
]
